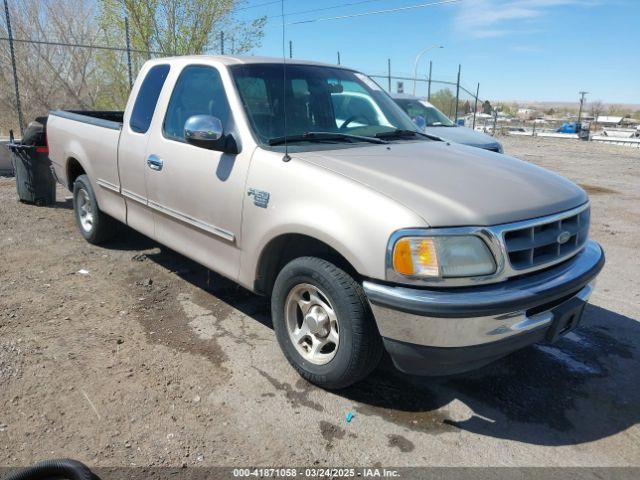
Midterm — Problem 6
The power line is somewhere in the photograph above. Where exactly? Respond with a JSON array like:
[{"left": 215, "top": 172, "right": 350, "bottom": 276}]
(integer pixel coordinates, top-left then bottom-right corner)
[
  {"left": 0, "top": 36, "right": 166, "bottom": 55},
  {"left": 283, "top": 0, "right": 461, "bottom": 26},
  {"left": 274, "top": 0, "right": 391, "bottom": 18},
  {"left": 233, "top": 0, "right": 283, "bottom": 13}
]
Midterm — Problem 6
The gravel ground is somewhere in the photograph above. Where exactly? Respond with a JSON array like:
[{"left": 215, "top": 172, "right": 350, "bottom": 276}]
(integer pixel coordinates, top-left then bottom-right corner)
[{"left": 0, "top": 136, "right": 639, "bottom": 468}]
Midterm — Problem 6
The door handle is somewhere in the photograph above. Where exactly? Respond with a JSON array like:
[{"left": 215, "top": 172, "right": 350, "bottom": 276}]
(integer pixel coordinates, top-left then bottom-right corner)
[{"left": 147, "top": 154, "right": 163, "bottom": 171}]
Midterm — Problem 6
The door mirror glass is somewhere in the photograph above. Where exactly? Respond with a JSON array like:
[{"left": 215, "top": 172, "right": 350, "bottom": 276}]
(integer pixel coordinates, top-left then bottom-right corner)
[{"left": 184, "top": 115, "right": 223, "bottom": 145}]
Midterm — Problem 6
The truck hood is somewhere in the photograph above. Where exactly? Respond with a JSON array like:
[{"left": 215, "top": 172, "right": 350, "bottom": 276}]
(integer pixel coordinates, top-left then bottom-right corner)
[
  {"left": 424, "top": 125, "right": 501, "bottom": 150},
  {"left": 297, "top": 141, "right": 587, "bottom": 227}
]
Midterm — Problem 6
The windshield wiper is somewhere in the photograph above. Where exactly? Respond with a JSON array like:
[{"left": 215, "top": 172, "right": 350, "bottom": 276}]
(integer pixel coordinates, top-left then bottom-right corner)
[
  {"left": 375, "top": 129, "right": 443, "bottom": 141},
  {"left": 268, "top": 131, "right": 388, "bottom": 146}
]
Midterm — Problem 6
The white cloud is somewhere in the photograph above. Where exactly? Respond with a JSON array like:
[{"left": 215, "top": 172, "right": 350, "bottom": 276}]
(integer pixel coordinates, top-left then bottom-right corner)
[{"left": 454, "top": 0, "right": 591, "bottom": 38}]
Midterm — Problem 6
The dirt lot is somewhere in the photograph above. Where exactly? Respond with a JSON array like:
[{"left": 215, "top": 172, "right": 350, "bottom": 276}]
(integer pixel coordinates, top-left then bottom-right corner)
[{"left": 1, "top": 137, "right": 639, "bottom": 469}]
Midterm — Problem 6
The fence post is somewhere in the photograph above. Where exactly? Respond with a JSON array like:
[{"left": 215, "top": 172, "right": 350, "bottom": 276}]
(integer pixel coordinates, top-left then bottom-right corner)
[
  {"left": 454, "top": 64, "right": 461, "bottom": 123},
  {"left": 387, "top": 58, "right": 391, "bottom": 92},
  {"left": 220, "top": 31, "right": 224, "bottom": 54},
  {"left": 4, "top": 0, "right": 24, "bottom": 135},
  {"left": 427, "top": 60, "right": 432, "bottom": 100},
  {"left": 124, "top": 17, "right": 133, "bottom": 89},
  {"left": 472, "top": 82, "right": 479, "bottom": 130}
]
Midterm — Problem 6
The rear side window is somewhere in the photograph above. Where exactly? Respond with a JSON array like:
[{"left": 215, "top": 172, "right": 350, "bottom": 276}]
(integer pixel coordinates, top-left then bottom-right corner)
[{"left": 129, "top": 64, "right": 170, "bottom": 134}]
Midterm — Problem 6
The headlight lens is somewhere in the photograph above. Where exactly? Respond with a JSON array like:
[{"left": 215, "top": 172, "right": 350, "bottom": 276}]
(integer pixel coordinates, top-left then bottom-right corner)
[{"left": 392, "top": 235, "right": 495, "bottom": 278}]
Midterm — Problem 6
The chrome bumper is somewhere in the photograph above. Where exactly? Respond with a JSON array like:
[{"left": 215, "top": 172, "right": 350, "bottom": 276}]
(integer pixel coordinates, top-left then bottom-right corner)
[{"left": 363, "top": 240, "right": 604, "bottom": 349}]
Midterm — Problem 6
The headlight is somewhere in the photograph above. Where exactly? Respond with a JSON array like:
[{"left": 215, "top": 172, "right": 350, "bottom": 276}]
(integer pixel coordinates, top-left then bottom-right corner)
[{"left": 391, "top": 235, "right": 496, "bottom": 278}]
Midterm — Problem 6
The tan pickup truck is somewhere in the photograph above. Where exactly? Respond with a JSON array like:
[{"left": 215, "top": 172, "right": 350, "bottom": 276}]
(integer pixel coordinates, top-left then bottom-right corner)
[{"left": 47, "top": 56, "right": 604, "bottom": 389}]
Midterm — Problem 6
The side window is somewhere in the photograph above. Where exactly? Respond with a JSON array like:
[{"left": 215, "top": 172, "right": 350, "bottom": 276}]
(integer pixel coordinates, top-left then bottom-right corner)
[
  {"left": 163, "top": 65, "right": 231, "bottom": 142},
  {"left": 129, "top": 64, "right": 170, "bottom": 134},
  {"left": 404, "top": 101, "right": 426, "bottom": 118}
]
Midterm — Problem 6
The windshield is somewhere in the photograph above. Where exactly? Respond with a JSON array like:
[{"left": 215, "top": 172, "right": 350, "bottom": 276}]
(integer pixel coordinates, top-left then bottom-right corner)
[
  {"left": 395, "top": 99, "right": 455, "bottom": 127},
  {"left": 230, "top": 63, "right": 419, "bottom": 145}
]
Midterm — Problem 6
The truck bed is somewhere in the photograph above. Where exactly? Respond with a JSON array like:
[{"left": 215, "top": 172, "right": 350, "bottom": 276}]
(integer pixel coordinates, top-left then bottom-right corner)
[
  {"left": 47, "top": 109, "right": 124, "bottom": 207},
  {"left": 50, "top": 110, "right": 124, "bottom": 130}
]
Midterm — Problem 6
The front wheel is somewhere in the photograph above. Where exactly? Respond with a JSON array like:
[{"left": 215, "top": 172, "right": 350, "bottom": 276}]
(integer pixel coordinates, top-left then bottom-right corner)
[
  {"left": 73, "top": 174, "right": 118, "bottom": 244},
  {"left": 271, "top": 257, "right": 383, "bottom": 389}
]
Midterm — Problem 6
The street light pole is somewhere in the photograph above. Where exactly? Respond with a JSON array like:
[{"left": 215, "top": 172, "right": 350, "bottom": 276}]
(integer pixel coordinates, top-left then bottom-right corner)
[{"left": 412, "top": 45, "right": 443, "bottom": 95}]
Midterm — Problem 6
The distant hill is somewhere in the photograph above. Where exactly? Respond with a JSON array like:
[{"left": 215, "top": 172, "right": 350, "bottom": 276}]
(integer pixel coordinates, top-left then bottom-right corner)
[{"left": 494, "top": 100, "right": 640, "bottom": 111}]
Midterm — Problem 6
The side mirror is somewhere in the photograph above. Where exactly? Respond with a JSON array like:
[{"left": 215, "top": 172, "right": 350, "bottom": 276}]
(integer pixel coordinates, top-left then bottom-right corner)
[
  {"left": 184, "top": 114, "right": 223, "bottom": 145},
  {"left": 184, "top": 115, "right": 239, "bottom": 154}
]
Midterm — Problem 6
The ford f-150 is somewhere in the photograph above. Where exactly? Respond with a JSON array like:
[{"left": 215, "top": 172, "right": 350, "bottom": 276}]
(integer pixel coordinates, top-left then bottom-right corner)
[{"left": 47, "top": 56, "right": 604, "bottom": 389}]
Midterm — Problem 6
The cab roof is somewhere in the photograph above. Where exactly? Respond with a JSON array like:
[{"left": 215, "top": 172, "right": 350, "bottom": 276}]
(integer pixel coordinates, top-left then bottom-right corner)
[{"left": 149, "top": 54, "right": 348, "bottom": 70}]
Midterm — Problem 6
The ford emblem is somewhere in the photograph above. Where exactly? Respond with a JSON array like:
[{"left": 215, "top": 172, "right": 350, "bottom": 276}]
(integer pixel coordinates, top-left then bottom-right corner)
[{"left": 557, "top": 231, "right": 571, "bottom": 244}]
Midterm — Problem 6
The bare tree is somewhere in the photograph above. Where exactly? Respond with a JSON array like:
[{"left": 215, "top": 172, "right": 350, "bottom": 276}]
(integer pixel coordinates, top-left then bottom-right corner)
[
  {"left": 589, "top": 100, "right": 603, "bottom": 130},
  {"left": 0, "top": 0, "right": 100, "bottom": 133},
  {"left": 0, "top": 0, "right": 267, "bottom": 132}
]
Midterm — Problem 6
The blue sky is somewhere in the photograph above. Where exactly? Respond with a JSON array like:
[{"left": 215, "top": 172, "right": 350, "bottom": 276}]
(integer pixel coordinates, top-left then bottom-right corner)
[{"left": 234, "top": 0, "right": 640, "bottom": 104}]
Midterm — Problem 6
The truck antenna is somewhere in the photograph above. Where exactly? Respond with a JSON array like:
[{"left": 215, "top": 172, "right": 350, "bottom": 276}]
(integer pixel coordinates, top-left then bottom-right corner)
[{"left": 281, "top": 0, "right": 291, "bottom": 162}]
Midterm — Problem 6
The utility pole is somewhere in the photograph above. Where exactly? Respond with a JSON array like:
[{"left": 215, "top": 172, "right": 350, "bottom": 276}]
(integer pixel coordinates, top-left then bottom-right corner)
[
  {"left": 578, "top": 91, "right": 588, "bottom": 124},
  {"left": 289, "top": 40, "right": 292, "bottom": 59},
  {"left": 387, "top": 58, "right": 391, "bottom": 92},
  {"left": 220, "top": 31, "right": 225, "bottom": 55},
  {"left": 337, "top": 51, "right": 341, "bottom": 65}
]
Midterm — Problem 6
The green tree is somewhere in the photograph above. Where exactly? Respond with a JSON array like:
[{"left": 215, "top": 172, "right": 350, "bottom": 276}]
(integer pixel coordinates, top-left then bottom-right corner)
[
  {"left": 95, "top": 0, "right": 266, "bottom": 108},
  {"left": 482, "top": 100, "right": 493, "bottom": 115},
  {"left": 429, "top": 88, "right": 456, "bottom": 118}
]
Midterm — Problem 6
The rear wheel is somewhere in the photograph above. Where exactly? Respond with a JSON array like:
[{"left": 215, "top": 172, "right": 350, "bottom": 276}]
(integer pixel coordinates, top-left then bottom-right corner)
[
  {"left": 271, "top": 257, "right": 383, "bottom": 389},
  {"left": 73, "top": 174, "right": 118, "bottom": 244}
]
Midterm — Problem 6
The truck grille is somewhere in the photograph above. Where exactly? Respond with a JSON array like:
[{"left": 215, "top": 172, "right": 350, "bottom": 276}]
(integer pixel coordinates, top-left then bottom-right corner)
[{"left": 504, "top": 207, "right": 590, "bottom": 270}]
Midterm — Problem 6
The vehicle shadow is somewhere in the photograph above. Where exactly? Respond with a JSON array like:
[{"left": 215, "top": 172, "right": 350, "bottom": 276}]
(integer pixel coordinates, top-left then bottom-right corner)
[
  {"left": 106, "top": 228, "right": 273, "bottom": 328},
  {"left": 18, "top": 197, "right": 73, "bottom": 210},
  {"left": 341, "top": 304, "right": 639, "bottom": 446},
  {"left": 105, "top": 229, "right": 639, "bottom": 447},
  {"left": 49, "top": 197, "right": 73, "bottom": 210}
]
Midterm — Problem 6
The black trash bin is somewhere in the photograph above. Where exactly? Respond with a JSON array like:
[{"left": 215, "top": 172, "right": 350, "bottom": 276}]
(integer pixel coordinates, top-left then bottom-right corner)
[{"left": 7, "top": 117, "right": 56, "bottom": 206}]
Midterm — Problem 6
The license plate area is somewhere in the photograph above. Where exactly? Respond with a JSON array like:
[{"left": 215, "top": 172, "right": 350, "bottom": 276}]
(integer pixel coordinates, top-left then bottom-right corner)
[{"left": 545, "top": 296, "right": 587, "bottom": 343}]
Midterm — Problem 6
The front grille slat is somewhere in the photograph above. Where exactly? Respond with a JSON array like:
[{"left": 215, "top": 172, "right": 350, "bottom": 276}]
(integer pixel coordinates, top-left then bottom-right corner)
[{"left": 503, "top": 207, "right": 590, "bottom": 271}]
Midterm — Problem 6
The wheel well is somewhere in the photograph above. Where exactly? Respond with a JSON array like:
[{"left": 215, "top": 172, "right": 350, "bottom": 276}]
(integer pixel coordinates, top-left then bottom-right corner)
[
  {"left": 66, "top": 158, "right": 85, "bottom": 190},
  {"left": 254, "top": 234, "right": 359, "bottom": 296}
]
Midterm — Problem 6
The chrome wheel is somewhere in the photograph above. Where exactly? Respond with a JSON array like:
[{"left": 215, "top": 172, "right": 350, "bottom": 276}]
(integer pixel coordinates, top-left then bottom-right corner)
[
  {"left": 77, "top": 188, "right": 94, "bottom": 233},
  {"left": 284, "top": 283, "right": 339, "bottom": 365}
]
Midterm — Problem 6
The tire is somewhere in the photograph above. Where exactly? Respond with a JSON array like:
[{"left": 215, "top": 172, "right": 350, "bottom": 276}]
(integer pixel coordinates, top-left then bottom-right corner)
[
  {"left": 72, "top": 174, "right": 118, "bottom": 244},
  {"left": 271, "top": 256, "right": 383, "bottom": 389}
]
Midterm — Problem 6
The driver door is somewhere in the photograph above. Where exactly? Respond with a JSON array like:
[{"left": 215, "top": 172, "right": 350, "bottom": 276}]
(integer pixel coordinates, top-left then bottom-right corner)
[{"left": 144, "top": 64, "right": 249, "bottom": 280}]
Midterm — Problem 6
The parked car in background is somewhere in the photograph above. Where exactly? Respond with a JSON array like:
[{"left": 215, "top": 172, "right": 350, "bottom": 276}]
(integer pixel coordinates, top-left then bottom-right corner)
[
  {"left": 392, "top": 93, "right": 504, "bottom": 153},
  {"left": 47, "top": 56, "right": 602, "bottom": 389}
]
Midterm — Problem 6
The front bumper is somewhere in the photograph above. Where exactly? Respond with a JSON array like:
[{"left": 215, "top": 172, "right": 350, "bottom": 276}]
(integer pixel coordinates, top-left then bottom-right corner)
[{"left": 363, "top": 240, "right": 605, "bottom": 375}]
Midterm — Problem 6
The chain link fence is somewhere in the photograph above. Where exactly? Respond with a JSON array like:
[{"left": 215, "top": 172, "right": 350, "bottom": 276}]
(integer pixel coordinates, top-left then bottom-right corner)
[
  {"left": 369, "top": 71, "right": 487, "bottom": 129},
  {"left": 2, "top": 1, "right": 488, "bottom": 140}
]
